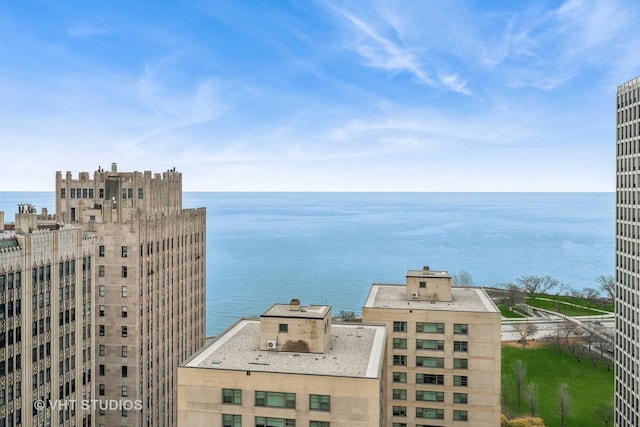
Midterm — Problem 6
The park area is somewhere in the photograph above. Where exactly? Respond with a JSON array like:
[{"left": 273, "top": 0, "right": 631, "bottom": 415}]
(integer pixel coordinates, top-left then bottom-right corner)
[{"left": 502, "top": 342, "right": 614, "bottom": 426}]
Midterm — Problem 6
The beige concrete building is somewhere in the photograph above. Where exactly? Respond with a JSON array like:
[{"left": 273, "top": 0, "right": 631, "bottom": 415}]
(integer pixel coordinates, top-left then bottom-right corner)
[
  {"left": 0, "top": 204, "right": 95, "bottom": 427},
  {"left": 362, "top": 267, "right": 501, "bottom": 427},
  {"left": 616, "top": 76, "right": 640, "bottom": 427},
  {"left": 177, "top": 299, "right": 387, "bottom": 427},
  {"left": 55, "top": 164, "right": 207, "bottom": 427}
]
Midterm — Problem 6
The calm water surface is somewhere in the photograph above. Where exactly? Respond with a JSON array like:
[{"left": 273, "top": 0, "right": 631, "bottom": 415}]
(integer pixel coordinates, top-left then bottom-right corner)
[{"left": 0, "top": 192, "right": 615, "bottom": 335}]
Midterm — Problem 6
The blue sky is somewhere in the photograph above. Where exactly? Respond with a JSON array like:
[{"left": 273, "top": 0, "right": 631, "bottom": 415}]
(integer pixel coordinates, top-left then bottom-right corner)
[{"left": 1, "top": 0, "right": 638, "bottom": 191}]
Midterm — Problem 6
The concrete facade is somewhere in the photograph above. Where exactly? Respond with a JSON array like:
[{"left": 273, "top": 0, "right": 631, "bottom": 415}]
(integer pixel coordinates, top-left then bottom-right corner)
[
  {"left": 54, "top": 164, "right": 206, "bottom": 427},
  {"left": 177, "top": 301, "right": 387, "bottom": 427},
  {"left": 362, "top": 267, "right": 501, "bottom": 427},
  {"left": 615, "top": 76, "right": 640, "bottom": 427},
  {"left": 0, "top": 206, "right": 94, "bottom": 427}
]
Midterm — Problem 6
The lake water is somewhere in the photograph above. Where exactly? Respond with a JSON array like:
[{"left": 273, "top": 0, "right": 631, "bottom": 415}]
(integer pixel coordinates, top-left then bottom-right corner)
[{"left": 0, "top": 192, "right": 615, "bottom": 335}]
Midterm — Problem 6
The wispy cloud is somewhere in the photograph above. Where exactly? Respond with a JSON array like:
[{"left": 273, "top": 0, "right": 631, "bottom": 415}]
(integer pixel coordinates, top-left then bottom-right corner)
[
  {"left": 337, "top": 9, "right": 435, "bottom": 86},
  {"left": 67, "top": 20, "right": 107, "bottom": 37}
]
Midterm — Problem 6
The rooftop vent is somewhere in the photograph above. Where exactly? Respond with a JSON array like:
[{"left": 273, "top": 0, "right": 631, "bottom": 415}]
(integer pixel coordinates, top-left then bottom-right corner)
[
  {"left": 423, "top": 266, "right": 430, "bottom": 271},
  {"left": 289, "top": 298, "right": 301, "bottom": 311}
]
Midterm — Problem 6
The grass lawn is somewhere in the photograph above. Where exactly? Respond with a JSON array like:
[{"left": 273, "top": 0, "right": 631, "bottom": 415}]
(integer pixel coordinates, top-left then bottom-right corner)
[
  {"left": 526, "top": 297, "right": 609, "bottom": 317},
  {"left": 498, "top": 302, "right": 527, "bottom": 318},
  {"left": 502, "top": 344, "right": 614, "bottom": 426}
]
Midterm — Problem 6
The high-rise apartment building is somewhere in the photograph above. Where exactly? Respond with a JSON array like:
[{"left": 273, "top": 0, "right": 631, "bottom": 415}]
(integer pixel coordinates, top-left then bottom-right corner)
[
  {"left": 0, "top": 205, "right": 95, "bottom": 427},
  {"left": 615, "top": 76, "right": 640, "bottom": 426},
  {"left": 178, "top": 267, "right": 500, "bottom": 427},
  {"left": 177, "top": 299, "right": 386, "bottom": 427},
  {"left": 362, "top": 267, "right": 501, "bottom": 427},
  {"left": 55, "top": 164, "right": 207, "bottom": 427}
]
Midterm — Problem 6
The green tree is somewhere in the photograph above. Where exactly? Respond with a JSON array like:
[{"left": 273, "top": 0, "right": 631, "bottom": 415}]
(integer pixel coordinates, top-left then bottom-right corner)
[{"left": 516, "top": 275, "right": 558, "bottom": 304}]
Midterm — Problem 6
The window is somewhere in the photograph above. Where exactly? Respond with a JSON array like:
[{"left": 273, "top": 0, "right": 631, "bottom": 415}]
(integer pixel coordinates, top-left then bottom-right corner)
[
  {"left": 279, "top": 323, "right": 288, "bottom": 333},
  {"left": 122, "top": 408, "right": 128, "bottom": 417},
  {"left": 392, "top": 406, "right": 407, "bottom": 417},
  {"left": 393, "top": 321, "right": 407, "bottom": 332},
  {"left": 309, "top": 394, "right": 330, "bottom": 411},
  {"left": 99, "top": 384, "right": 105, "bottom": 396},
  {"left": 416, "top": 357, "right": 444, "bottom": 368},
  {"left": 121, "top": 266, "right": 127, "bottom": 278},
  {"left": 393, "top": 372, "right": 407, "bottom": 383},
  {"left": 98, "top": 266, "right": 105, "bottom": 277},
  {"left": 138, "top": 188, "right": 144, "bottom": 199},
  {"left": 416, "top": 391, "right": 444, "bottom": 402},
  {"left": 99, "top": 364, "right": 105, "bottom": 376},
  {"left": 255, "top": 418, "right": 295, "bottom": 427},
  {"left": 392, "top": 424, "right": 407, "bottom": 427},
  {"left": 122, "top": 326, "right": 127, "bottom": 338},
  {"left": 121, "top": 366, "right": 127, "bottom": 378},
  {"left": 453, "top": 410, "right": 468, "bottom": 421},
  {"left": 255, "top": 391, "right": 295, "bottom": 408},
  {"left": 419, "top": 281, "right": 426, "bottom": 288},
  {"left": 99, "top": 246, "right": 105, "bottom": 257},
  {"left": 415, "top": 408, "right": 444, "bottom": 420},
  {"left": 393, "top": 338, "right": 407, "bottom": 349},
  {"left": 416, "top": 339, "right": 444, "bottom": 350},
  {"left": 121, "top": 346, "right": 128, "bottom": 357},
  {"left": 121, "top": 306, "right": 128, "bottom": 318},
  {"left": 393, "top": 355, "right": 407, "bottom": 366},
  {"left": 454, "top": 341, "right": 468, "bottom": 352},
  {"left": 454, "top": 358, "right": 468, "bottom": 369},
  {"left": 454, "top": 323, "right": 468, "bottom": 334},
  {"left": 416, "top": 322, "right": 444, "bottom": 333},
  {"left": 61, "top": 188, "right": 66, "bottom": 199},
  {"left": 122, "top": 386, "right": 128, "bottom": 397},
  {"left": 416, "top": 373, "right": 444, "bottom": 385},
  {"left": 121, "top": 246, "right": 127, "bottom": 258},
  {"left": 392, "top": 389, "right": 407, "bottom": 400},
  {"left": 310, "top": 422, "right": 329, "bottom": 427},
  {"left": 99, "top": 305, "right": 105, "bottom": 317},
  {"left": 99, "top": 325, "right": 105, "bottom": 336},
  {"left": 453, "top": 375, "right": 468, "bottom": 387},
  {"left": 453, "top": 392, "right": 468, "bottom": 404},
  {"left": 99, "top": 345, "right": 105, "bottom": 356},
  {"left": 121, "top": 286, "right": 128, "bottom": 297},
  {"left": 223, "top": 388, "right": 242, "bottom": 404},
  {"left": 222, "top": 414, "right": 241, "bottom": 427},
  {"left": 99, "top": 285, "right": 105, "bottom": 297}
]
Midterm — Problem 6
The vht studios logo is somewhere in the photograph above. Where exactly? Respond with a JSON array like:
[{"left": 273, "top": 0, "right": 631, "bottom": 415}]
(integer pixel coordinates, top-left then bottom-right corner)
[{"left": 34, "top": 399, "right": 143, "bottom": 411}]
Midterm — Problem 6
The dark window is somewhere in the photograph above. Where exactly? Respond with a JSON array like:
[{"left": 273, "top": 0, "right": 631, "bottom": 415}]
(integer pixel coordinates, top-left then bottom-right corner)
[{"left": 393, "top": 322, "right": 407, "bottom": 332}]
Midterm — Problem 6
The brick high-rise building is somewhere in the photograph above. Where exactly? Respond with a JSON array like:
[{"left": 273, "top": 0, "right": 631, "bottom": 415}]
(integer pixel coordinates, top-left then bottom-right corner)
[
  {"left": 362, "top": 267, "right": 501, "bottom": 427},
  {"left": 177, "top": 299, "right": 386, "bottom": 427},
  {"left": 0, "top": 204, "right": 95, "bottom": 427},
  {"left": 55, "top": 164, "right": 206, "bottom": 427},
  {"left": 615, "top": 76, "right": 640, "bottom": 426}
]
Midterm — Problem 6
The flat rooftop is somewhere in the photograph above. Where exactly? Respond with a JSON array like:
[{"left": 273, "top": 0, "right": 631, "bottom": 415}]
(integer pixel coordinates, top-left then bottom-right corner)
[
  {"left": 407, "top": 269, "right": 451, "bottom": 278},
  {"left": 364, "top": 284, "right": 499, "bottom": 313},
  {"left": 262, "top": 303, "right": 330, "bottom": 319},
  {"left": 183, "top": 320, "right": 386, "bottom": 378}
]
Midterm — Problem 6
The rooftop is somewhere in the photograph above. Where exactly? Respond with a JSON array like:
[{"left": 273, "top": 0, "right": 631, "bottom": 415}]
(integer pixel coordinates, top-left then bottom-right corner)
[
  {"left": 183, "top": 320, "right": 386, "bottom": 378},
  {"left": 262, "top": 303, "right": 330, "bottom": 319},
  {"left": 363, "top": 284, "right": 499, "bottom": 313},
  {"left": 407, "top": 268, "right": 451, "bottom": 278}
]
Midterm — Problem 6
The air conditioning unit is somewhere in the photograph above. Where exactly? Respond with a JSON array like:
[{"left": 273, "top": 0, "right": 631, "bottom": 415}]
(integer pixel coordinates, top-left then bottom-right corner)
[
  {"left": 267, "top": 339, "right": 277, "bottom": 349},
  {"left": 411, "top": 291, "right": 419, "bottom": 298}
]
